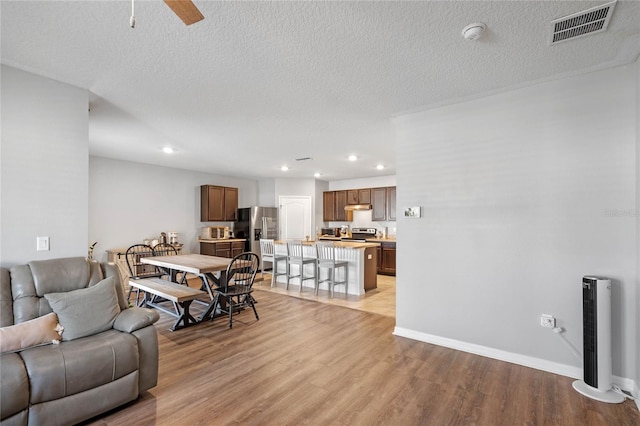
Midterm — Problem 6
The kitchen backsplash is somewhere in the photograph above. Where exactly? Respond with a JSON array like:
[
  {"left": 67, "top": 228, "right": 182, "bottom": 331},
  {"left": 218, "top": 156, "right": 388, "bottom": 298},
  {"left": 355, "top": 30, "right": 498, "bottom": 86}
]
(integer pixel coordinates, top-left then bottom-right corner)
[{"left": 327, "top": 210, "right": 396, "bottom": 235}]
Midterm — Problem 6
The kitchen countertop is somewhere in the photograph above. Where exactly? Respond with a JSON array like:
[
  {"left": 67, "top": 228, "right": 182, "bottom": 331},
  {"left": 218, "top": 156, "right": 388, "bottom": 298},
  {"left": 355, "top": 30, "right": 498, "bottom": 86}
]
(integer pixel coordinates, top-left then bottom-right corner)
[
  {"left": 275, "top": 240, "right": 380, "bottom": 249},
  {"left": 198, "top": 238, "right": 246, "bottom": 243},
  {"left": 318, "top": 236, "right": 396, "bottom": 244},
  {"left": 106, "top": 243, "right": 185, "bottom": 255}
]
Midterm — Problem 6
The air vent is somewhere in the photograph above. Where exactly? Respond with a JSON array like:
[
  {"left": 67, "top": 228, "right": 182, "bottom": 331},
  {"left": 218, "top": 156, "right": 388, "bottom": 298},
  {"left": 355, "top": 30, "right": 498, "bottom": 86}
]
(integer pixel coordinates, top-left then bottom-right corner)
[
  {"left": 295, "top": 157, "right": 313, "bottom": 161},
  {"left": 549, "top": 0, "right": 616, "bottom": 45}
]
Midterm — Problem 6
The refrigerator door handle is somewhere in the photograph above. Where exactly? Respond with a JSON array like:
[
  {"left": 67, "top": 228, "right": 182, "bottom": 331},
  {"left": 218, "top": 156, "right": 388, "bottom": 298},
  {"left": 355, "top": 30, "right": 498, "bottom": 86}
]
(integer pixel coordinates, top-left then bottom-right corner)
[{"left": 262, "top": 217, "right": 268, "bottom": 238}]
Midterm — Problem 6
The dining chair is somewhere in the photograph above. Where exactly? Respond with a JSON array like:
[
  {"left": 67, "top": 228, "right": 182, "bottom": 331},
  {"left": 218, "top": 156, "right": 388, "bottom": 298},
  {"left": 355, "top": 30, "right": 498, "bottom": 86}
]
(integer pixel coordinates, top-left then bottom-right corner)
[
  {"left": 152, "top": 242, "right": 187, "bottom": 285},
  {"left": 316, "top": 242, "right": 349, "bottom": 297},
  {"left": 286, "top": 240, "right": 318, "bottom": 294},
  {"left": 124, "top": 244, "right": 164, "bottom": 306},
  {"left": 259, "top": 239, "right": 288, "bottom": 287},
  {"left": 208, "top": 252, "right": 260, "bottom": 328}
]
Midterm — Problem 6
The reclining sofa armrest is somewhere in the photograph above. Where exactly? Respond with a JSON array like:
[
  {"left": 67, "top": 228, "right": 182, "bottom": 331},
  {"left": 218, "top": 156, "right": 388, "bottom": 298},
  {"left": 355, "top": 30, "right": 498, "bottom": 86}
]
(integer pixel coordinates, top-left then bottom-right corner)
[{"left": 113, "top": 307, "right": 159, "bottom": 333}]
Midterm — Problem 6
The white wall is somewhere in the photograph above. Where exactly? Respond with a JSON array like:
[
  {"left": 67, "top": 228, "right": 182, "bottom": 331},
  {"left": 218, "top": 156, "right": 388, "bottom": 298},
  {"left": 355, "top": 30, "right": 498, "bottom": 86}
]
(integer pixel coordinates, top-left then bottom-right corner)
[
  {"left": 635, "top": 58, "right": 640, "bottom": 399},
  {"left": 1, "top": 66, "right": 89, "bottom": 268},
  {"left": 258, "top": 178, "right": 276, "bottom": 207},
  {"left": 329, "top": 175, "right": 396, "bottom": 191},
  {"left": 89, "top": 157, "right": 258, "bottom": 262},
  {"left": 274, "top": 177, "right": 317, "bottom": 200},
  {"left": 394, "top": 64, "right": 638, "bottom": 384}
]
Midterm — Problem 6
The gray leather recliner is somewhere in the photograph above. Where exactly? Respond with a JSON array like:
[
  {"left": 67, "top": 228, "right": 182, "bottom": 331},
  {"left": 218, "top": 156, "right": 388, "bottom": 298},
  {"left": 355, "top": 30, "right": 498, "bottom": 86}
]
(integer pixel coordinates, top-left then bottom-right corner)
[{"left": 0, "top": 257, "right": 160, "bottom": 425}]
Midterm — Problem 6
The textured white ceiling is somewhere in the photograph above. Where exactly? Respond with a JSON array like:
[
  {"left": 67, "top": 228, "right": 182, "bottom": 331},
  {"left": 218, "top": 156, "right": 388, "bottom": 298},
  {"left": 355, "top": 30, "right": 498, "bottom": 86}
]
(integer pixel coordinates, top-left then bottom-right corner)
[{"left": 2, "top": 1, "right": 639, "bottom": 180}]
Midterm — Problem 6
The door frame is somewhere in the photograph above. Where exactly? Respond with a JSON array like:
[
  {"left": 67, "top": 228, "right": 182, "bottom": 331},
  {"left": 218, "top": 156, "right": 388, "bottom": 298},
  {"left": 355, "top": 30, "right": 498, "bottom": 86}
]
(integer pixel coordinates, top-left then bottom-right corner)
[{"left": 278, "top": 196, "right": 313, "bottom": 241}]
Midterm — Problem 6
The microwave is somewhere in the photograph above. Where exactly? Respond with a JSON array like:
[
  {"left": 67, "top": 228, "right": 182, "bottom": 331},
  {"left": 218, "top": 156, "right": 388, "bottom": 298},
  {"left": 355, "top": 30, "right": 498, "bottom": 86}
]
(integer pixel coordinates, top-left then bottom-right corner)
[
  {"left": 201, "top": 226, "right": 228, "bottom": 239},
  {"left": 321, "top": 227, "right": 340, "bottom": 237}
]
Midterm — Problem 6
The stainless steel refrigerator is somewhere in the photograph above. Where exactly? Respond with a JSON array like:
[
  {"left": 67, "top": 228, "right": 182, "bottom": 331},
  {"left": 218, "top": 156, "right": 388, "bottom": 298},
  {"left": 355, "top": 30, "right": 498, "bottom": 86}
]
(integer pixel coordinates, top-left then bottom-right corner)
[{"left": 234, "top": 207, "right": 278, "bottom": 266}]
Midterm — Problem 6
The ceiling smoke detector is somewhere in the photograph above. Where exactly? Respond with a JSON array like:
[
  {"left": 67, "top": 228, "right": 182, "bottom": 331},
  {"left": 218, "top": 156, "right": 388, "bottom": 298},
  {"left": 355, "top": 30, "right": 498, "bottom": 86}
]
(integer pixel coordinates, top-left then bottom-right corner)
[{"left": 462, "top": 23, "right": 486, "bottom": 41}]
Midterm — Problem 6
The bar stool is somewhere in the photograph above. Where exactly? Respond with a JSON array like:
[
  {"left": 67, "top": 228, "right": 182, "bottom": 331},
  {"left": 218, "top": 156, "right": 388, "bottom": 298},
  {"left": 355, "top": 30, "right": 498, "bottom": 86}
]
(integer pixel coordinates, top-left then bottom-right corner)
[
  {"left": 259, "top": 239, "right": 288, "bottom": 287},
  {"left": 316, "top": 242, "right": 349, "bottom": 297},
  {"left": 286, "top": 240, "right": 318, "bottom": 294}
]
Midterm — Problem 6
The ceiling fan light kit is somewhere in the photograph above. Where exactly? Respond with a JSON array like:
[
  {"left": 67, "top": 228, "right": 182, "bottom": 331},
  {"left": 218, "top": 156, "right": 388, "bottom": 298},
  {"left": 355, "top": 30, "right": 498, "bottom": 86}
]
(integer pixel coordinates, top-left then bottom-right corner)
[{"left": 462, "top": 22, "right": 486, "bottom": 41}]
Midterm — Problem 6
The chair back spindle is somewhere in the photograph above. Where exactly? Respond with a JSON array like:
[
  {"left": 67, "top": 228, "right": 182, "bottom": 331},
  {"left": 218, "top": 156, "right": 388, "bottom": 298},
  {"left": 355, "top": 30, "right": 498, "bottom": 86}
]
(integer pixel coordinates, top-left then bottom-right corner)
[
  {"left": 125, "top": 244, "right": 162, "bottom": 279},
  {"left": 260, "top": 239, "right": 288, "bottom": 287},
  {"left": 206, "top": 252, "right": 260, "bottom": 328},
  {"left": 286, "top": 241, "right": 318, "bottom": 294}
]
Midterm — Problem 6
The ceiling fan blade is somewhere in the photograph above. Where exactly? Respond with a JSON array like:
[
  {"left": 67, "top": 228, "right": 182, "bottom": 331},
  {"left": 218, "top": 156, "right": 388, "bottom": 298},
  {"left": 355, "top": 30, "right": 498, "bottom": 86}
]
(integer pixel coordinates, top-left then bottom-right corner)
[{"left": 164, "top": 0, "right": 204, "bottom": 26}]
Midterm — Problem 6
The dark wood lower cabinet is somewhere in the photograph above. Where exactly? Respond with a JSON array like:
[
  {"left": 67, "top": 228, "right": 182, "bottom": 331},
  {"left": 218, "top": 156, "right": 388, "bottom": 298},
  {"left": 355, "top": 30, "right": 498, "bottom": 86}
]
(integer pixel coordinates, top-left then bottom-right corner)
[
  {"left": 200, "top": 243, "right": 216, "bottom": 256},
  {"left": 231, "top": 242, "right": 244, "bottom": 258},
  {"left": 200, "top": 240, "right": 246, "bottom": 259},
  {"left": 378, "top": 242, "right": 396, "bottom": 276},
  {"left": 215, "top": 242, "right": 231, "bottom": 258}
]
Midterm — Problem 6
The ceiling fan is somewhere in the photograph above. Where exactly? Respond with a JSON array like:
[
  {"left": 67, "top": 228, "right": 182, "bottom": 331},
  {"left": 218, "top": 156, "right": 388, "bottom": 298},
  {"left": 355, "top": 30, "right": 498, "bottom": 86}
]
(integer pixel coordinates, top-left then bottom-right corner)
[
  {"left": 163, "top": 0, "right": 204, "bottom": 26},
  {"left": 130, "top": 0, "right": 204, "bottom": 28}
]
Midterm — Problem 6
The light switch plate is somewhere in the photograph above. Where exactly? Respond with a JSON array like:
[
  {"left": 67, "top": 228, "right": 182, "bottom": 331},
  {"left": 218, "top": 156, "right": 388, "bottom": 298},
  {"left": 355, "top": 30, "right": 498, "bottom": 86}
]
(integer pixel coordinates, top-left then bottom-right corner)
[
  {"left": 37, "top": 236, "right": 50, "bottom": 251},
  {"left": 404, "top": 207, "right": 421, "bottom": 218}
]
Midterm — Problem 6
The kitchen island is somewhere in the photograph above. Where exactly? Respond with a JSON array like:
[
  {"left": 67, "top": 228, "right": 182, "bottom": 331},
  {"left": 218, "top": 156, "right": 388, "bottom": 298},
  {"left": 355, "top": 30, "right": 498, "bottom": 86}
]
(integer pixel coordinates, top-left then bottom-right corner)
[{"left": 273, "top": 240, "right": 379, "bottom": 296}]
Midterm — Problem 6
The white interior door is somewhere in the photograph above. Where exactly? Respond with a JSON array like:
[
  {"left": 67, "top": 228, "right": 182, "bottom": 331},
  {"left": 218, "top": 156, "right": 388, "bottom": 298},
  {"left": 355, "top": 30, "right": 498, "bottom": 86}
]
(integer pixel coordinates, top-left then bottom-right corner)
[{"left": 279, "top": 196, "right": 312, "bottom": 241}]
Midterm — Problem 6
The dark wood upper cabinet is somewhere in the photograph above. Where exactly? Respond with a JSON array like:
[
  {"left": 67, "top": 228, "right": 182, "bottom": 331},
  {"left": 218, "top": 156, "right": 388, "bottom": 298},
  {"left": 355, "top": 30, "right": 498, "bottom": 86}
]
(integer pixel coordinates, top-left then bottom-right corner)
[
  {"left": 224, "top": 187, "right": 238, "bottom": 221},
  {"left": 322, "top": 186, "right": 390, "bottom": 223},
  {"left": 323, "top": 191, "right": 352, "bottom": 222},
  {"left": 371, "top": 187, "right": 387, "bottom": 221},
  {"left": 346, "top": 189, "right": 371, "bottom": 205},
  {"left": 323, "top": 191, "right": 335, "bottom": 222},
  {"left": 201, "top": 185, "right": 238, "bottom": 222},
  {"left": 371, "top": 186, "right": 396, "bottom": 221},
  {"left": 347, "top": 190, "right": 359, "bottom": 205},
  {"left": 386, "top": 186, "right": 396, "bottom": 221},
  {"left": 201, "top": 185, "right": 224, "bottom": 221},
  {"left": 334, "top": 190, "right": 349, "bottom": 221},
  {"left": 358, "top": 189, "right": 371, "bottom": 204}
]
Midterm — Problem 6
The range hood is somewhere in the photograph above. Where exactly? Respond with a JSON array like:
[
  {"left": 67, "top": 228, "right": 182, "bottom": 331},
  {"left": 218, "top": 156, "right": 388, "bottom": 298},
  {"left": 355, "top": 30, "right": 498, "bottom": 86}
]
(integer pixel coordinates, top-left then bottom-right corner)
[{"left": 344, "top": 204, "right": 372, "bottom": 211}]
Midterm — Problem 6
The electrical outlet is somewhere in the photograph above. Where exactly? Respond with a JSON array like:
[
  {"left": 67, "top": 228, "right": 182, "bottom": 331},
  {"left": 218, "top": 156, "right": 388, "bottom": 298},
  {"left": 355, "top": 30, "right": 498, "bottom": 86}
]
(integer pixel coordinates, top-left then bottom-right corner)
[{"left": 540, "top": 314, "right": 555, "bottom": 328}]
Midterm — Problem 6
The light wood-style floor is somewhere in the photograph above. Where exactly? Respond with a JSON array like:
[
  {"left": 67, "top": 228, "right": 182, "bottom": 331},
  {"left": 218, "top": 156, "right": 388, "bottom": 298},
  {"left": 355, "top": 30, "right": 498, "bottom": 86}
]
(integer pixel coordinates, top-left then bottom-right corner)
[
  {"left": 253, "top": 272, "right": 397, "bottom": 317},
  {"left": 85, "top": 287, "right": 640, "bottom": 425}
]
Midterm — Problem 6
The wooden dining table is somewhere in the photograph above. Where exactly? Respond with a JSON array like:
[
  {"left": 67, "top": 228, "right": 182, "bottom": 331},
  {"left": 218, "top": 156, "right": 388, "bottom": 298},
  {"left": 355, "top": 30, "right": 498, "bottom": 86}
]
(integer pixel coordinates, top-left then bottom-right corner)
[{"left": 140, "top": 254, "right": 233, "bottom": 322}]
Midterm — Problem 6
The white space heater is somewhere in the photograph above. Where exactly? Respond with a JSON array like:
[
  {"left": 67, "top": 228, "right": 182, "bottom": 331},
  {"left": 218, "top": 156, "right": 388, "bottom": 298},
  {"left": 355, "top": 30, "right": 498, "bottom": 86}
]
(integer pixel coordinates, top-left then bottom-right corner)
[{"left": 572, "top": 276, "right": 624, "bottom": 403}]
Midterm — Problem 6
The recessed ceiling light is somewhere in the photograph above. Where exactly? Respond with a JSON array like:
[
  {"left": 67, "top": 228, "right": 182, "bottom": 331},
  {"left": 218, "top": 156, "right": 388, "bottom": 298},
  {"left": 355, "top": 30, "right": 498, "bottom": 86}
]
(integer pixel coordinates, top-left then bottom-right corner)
[
  {"left": 162, "top": 146, "right": 174, "bottom": 154},
  {"left": 314, "top": 172, "right": 321, "bottom": 178},
  {"left": 376, "top": 164, "right": 385, "bottom": 170},
  {"left": 281, "top": 165, "right": 289, "bottom": 172},
  {"left": 348, "top": 155, "right": 358, "bottom": 162}
]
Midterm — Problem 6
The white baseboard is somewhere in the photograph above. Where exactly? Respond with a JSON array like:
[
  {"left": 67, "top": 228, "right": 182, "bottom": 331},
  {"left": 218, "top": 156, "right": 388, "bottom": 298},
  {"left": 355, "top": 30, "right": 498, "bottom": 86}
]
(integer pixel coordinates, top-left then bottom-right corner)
[{"left": 393, "top": 326, "right": 637, "bottom": 401}]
